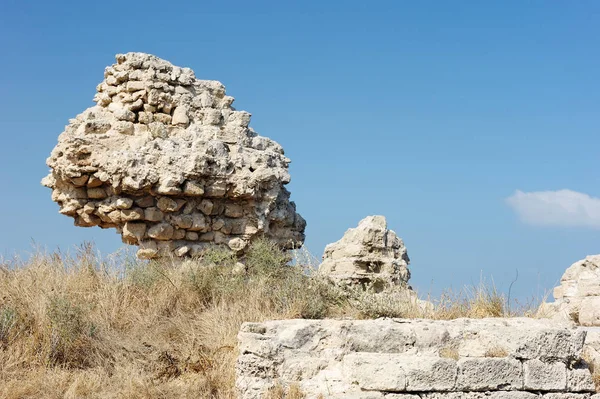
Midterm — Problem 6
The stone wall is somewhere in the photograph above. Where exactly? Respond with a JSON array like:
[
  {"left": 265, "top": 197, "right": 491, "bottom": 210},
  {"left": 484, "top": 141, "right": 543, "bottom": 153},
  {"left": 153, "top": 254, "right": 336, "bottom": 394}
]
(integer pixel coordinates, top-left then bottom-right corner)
[
  {"left": 42, "top": 52, "right": 305, "bottom": 259},
  {"left": 236, "top": 318, "right": 598, "bottom": 398}
]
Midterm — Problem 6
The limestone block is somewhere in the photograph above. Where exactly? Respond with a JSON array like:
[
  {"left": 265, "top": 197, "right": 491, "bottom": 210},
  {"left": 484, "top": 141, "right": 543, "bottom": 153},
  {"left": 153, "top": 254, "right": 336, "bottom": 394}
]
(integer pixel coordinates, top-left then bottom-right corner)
[
  {"left": 123, "top": 222, "right": 146, "bottom": 242},
  {"left": 457, "top": 358, "right": 523, "bottom": 391},
  {"left": 567, "top": 366, "right": 595, "bottom": 392},
  {"left": 523, "top": 359, "right": 567, "bottom": 391},
  {"left": 541, "top": 255, "right": 600, "bottom": 326},
  {"left": 580, "top": 297, "right": 600, "bottom": 326},
  {"left": 144, "top": 207, "right": 164, "bottom": 222},
  {"left": 343, "top": 353, "right": 406, "bottom": 391},
  {"left": 147, "top": 223, "right": 174, "bottom": 240},
  {"left": 402, "top": 356, "right": 457, "bottom": 391}
]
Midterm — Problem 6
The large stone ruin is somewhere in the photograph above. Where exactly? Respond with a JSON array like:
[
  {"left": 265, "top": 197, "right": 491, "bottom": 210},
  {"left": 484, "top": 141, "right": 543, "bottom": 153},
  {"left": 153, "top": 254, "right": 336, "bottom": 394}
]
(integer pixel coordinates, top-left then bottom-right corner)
[
  {"left": 319, "top": 215, "right": 411, "bottom": 292},
  {"left": 237, "top": 318, "right": 598, "bottom": 398},
  {"left": 539, "top": 255, "right": 600, "bottom": 326},
  {"left": 42, "top": 52, "right": 305, "bottom": 259}
]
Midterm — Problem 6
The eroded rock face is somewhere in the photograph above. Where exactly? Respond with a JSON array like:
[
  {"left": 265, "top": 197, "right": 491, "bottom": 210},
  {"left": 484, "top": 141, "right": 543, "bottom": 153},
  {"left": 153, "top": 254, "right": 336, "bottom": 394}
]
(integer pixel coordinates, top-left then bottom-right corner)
[
  {"left": 42, "top": 52, "right": 305, "bottom": 259},
  {"left": 318, "top": 216, "right": 411, "bottom": 292},
  {"left": 236, "top": 318, "right": 595, "bottom": 398},
  {"left": 539, "top": 255, "right": 600, "bottom": 326}
]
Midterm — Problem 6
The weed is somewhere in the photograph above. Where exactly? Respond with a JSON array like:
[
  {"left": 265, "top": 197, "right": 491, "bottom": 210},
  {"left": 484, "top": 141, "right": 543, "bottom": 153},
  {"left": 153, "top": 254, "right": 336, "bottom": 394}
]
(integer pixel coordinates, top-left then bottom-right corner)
[
  {"left": 0, "top": 306, "right": 17, "bottom": 347},
  {"left": 439, "top": 346, "right": 460, "bottom": 361},
  {"left": 484, "top": 346, "right": 508, "bottom": 358}
]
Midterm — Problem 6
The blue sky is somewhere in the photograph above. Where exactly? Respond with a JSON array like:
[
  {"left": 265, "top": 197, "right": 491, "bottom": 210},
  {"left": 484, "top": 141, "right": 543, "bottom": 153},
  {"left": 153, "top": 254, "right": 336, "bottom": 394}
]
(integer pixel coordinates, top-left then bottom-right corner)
[{"left": 1, "top": 1, "right": 599, "bottom": 301}]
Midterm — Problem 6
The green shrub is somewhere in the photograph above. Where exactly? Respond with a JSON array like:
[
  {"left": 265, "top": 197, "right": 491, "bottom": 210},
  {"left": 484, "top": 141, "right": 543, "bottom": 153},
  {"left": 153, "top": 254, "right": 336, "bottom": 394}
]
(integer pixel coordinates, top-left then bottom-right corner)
[
  {"left": 46, "top": 295, "right": 97, "bottom": 367},
  {"left": 244, "top": 238, "right": 291, "bottom": 278},
  {"left": 0, "top": 306, "right": 17, "bottom": 347}
]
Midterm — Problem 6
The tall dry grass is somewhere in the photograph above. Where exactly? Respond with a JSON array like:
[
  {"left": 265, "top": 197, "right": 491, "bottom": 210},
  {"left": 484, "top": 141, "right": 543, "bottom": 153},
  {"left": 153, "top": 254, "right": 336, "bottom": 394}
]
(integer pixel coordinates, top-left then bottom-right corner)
[{"left": 0, "top": 240, "right": 536, "bottom": 398}]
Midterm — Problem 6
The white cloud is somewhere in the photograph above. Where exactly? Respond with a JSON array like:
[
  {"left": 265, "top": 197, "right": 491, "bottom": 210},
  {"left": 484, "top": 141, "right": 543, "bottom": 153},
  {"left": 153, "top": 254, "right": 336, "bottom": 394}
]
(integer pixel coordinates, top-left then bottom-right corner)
[{"left": 506, "top": 189, "right": 600, "bottom": 228}]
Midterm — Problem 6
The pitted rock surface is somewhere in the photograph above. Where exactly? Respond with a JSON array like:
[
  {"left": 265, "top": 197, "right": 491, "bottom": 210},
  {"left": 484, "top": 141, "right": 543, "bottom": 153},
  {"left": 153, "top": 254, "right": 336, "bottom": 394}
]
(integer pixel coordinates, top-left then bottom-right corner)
[
  {"left": 42, "top": 52, "right": 305, "bottom": 259},
  {"left": 539, "top": 255, "right": 600, "bottom": 326},
  {"left": 319, "top": 215, "right": 411, "bottom": 291},
  {"left": 236, "top": 318, "right": 597, "bottom": 399}
]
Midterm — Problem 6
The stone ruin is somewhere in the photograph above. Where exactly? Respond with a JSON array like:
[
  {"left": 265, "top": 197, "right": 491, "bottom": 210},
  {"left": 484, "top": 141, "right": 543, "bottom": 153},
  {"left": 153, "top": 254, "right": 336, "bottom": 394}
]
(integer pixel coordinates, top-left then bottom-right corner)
[
  {"left": 539, "top": 255, "right": 600, "bottom": 326},
  {"left": 318, "top": 215, "right": 411, "bottom": 292},
  {"left": 237, "top": 318, "right": 599, "bottom": 398},
  {"left": 42, "top": 52, "right": 305, "bottom": 259}
]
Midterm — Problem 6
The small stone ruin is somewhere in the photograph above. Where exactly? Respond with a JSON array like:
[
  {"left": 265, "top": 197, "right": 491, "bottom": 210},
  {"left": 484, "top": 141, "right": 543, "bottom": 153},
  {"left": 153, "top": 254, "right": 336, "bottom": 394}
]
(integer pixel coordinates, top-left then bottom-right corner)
[
  {"left": 539, "top": 255, "right": 600, "bottom": 326},
  {"left": 42, "top": 52, "right": 305, "bottom": 259},
  {"left": 318, "top": 215, "right": 411, "bottom": 292}
]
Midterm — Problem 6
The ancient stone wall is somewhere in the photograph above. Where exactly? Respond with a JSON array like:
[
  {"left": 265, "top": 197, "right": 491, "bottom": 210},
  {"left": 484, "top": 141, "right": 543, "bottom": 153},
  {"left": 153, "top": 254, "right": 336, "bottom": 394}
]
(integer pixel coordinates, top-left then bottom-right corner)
[
  {"left": 42, "top": 53, "right": 305, "bottom": 259},
  {"left": 236, "top": 318, "right": 599, "bottom": 399}
]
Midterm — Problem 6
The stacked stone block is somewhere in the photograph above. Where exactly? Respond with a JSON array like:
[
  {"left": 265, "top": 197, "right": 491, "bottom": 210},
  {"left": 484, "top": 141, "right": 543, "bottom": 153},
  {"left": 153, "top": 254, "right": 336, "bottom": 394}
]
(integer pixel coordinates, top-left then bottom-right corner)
[
  {"left": 319, "top": 216, "right": 411, "bottom": 292},
  {"left": 42, "top": 53, "right": 305, "bottom": 258},
  {"left": 236, "top": 318, "right": 598, "bottom": 398},
  {"left": 540, "top": 255, "right": 600, "bottom": 326}
]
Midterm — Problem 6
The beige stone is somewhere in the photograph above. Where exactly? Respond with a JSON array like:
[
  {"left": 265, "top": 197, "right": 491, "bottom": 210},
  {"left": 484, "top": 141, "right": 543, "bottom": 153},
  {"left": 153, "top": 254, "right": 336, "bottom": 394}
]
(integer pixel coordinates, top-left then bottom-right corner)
[
  {"left": 147, "top": 223, "right": 174, "bottom": 240},
  {"left": 144, "top": 207, "right": 164, "bottom": 222},
  {"left": 43, "top": 52, "right": 305, "bottom": 259},
  {"left": 319, "top": 215, "right": 411, "bottom": 292}
]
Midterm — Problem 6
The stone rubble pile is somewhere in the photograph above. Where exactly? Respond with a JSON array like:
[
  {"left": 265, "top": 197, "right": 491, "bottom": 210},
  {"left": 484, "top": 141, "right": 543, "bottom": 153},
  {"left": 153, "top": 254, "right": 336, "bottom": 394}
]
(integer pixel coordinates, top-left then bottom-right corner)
[
  {"left": 318, "top": 216, "right": 411, "bottom": 292},
  {"left": 236, "top": 318, "right": 599, "bottom": 399},
  {"left": 42, "top": 52, "right": 305, "bottom": 259},
  {"left": 539, "top": 255, "right": 600, "bottom": 326}
]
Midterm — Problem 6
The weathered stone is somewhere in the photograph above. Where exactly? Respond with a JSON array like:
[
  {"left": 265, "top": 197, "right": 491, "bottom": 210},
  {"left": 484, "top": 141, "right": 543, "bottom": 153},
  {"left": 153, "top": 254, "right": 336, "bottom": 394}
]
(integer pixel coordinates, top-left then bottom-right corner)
[
  {"left": 523, "top": 359, "right": 567, "bottom": 391},
  {"left": 225, "top": 204, "right": 243, "bottom": 218},
  {"left": 172, "top": 228, "right": 186, "bottom": 240},
  {"left": 43, "top": 52, "right": 305, "bottom": 259},
  {"left": 173, "top": 215, "right": 193, "bottom": 229},
  {"left": 157, "top": 197, "right": 178, "bottom": 212},
  {"left": 186, "top": 231, "right": 199, "bottom": 241},
  {"left": 123, "top": 222, "right": 147, "bottom": 243},
  {"left": 457, "top": 358, "right": 523, "bottom": 391},
  {"left": 236, "top": 318, "right": 588, "bottom": 399},
  {"left": 319, "top": 216, "right": 411, "bottom": 292},
  {"left": 87, "top": 187, "right": 107, "bottom": 199},
  {"left": 228, "top": 237, "right": 246, "bottom": 252},
  {"left": 343, "top": 353, "right": 406, "bottom": 391},
  {"left": 541, "top": 255, "right": 600, "bottom": 326},
  {"left": 580, "top": 297, "right": 600, "bottom": 326},
  {"left": 144, "top": 207, "right": 164, "bottom": 222},
  {"left": 70, "top": 175, "right": 89, "bottom": 186},
  {"left": 567, "top": 364, "right": 596, "bottom": 392},
  {"left": 147, "top": 223, "right": 174, "bottom": 240},
  {"left": 115, "top": 198, "right": 134, "bottom": 209},
  {"left": 198, "top": 199, "right": 214, "bottom": 215},
  {"left": 183, "top": 181, "right": 204, "bottom": 196},
  {"left": 121, "top": 208, "right": 144, "bottom": 221},
  {"left": 188, "top": 213, "right": 208, "bottom": 232}
]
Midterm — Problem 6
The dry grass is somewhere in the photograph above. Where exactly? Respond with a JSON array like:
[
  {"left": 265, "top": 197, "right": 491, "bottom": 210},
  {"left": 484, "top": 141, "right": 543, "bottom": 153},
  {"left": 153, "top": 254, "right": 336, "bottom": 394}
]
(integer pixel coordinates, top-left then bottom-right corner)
[
  {"left": 0, "top": 240, "right": 536, "bottom": 398},
  {"left": 582, "top": 352, "right": 600, "bottom": 393},
  {"left": 439, "top": 346, "right": 460, "bottom": 361},
  {"left": 265, "top": 382, "right": 305, "bottom": 399},
  {"left": 484, "top": 346, "right": 508, "bottom": 358}
]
